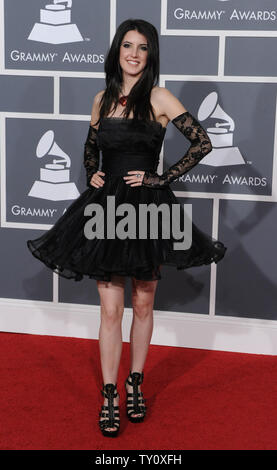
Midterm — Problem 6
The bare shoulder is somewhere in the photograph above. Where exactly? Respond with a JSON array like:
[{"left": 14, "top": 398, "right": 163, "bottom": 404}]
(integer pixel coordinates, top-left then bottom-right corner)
[
  {"left": 152, "top": 86, "right": 187, "bottom": 122},
  {"left": 94, "top": 89, "right": 105, "bottom": 104},
  {"left": 90, "top": 89, "right": 105, "bottom": 127}
]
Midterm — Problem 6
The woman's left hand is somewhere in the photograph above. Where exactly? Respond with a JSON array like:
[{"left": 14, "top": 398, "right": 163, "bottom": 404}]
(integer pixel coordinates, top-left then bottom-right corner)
[{"left": 123, "top": 171, "right": 145, "bottom": 187}]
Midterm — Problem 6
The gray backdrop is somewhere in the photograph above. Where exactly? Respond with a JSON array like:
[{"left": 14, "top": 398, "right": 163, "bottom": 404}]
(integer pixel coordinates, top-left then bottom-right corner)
[{"left": 1, "top": 0, "right": 276, "bottom": 322}]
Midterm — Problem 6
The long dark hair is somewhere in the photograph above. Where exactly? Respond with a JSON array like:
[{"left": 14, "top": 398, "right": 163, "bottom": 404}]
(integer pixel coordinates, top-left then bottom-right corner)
[{"left": 95, "top": 19, "right": 160, "bottom": 125}]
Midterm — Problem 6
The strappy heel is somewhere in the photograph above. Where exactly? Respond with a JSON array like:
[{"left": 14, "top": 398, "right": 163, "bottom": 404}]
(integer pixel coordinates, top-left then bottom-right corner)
[
  {"left": 125, "top": 371, "right": 147, "bottom": 423},
  {"left": 98, "top": 383, "right": 120, "bottom": 437}
]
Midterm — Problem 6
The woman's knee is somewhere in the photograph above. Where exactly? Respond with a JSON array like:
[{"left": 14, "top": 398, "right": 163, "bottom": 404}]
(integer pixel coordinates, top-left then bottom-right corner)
[
  {"left": 132, "top": 301, "right": 154, "bottom": 320},
  {"left": 97, "top": 275, "right": 125, "bottom": 325},
  {"left": 131, "top": 278, "right": 157, "bottom": 319},
  {"left": 100, "top": 304, "right": 124, "bottom": 324}
]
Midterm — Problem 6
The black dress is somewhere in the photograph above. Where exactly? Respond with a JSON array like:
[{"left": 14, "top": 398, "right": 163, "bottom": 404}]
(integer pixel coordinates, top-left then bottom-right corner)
[{"left": 27, "top": 115, "right": 227, "bottom": 282}]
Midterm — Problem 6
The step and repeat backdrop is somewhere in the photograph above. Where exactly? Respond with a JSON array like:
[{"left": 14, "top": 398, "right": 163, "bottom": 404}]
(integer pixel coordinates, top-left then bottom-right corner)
[{"left": 0, "top": 0, "right": 277, "bottom": 349}]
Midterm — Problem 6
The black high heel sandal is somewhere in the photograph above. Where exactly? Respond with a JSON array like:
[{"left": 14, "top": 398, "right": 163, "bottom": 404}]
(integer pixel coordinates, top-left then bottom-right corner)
[
  {"left": 125, "top": 371, "right": 147, "bottom": 423},
  {"left": 98, "top": 383, "right": 120, "bottom": 437}
]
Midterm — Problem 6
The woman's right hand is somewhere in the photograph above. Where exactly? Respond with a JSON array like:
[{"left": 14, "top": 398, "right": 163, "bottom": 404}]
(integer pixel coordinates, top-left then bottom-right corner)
[{"left": 90, "top": 171, "right": 105, "bottom": 188}]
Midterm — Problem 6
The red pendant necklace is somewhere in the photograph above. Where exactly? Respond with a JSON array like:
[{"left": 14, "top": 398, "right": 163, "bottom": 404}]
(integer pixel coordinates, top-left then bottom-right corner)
[{"left": 118, "top": 95, "right": 128, "bottom": 107}]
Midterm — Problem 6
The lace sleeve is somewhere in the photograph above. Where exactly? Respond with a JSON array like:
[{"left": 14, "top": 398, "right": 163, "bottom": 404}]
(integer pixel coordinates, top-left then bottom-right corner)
[
  {"left": 83, "top": 124, "right": 100, "bottom": 188},
  {"left": 142, "top": 110, "right": 212, "bottom": 189}
]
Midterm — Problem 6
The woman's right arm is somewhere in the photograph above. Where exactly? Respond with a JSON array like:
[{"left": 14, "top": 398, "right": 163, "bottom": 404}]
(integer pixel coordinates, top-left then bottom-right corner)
[{"left": 84, "top": 91, "right": 105, "bottom": 188}]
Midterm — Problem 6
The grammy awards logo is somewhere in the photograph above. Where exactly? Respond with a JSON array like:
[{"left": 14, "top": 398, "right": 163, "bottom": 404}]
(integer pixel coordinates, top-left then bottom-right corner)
[
  {"left": 28, "top": 130, "right": 80, "bottom": 201},
  {"left": 197, "top": 91, "right": 245, "bottom": 167},
  {"left": 28, "top": 0, "right": 83, "bottom": 45}
]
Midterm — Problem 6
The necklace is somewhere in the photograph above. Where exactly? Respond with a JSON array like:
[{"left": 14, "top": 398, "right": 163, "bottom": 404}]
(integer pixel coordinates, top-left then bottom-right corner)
[{"left": 118, "top": 95, "right": 129, "bottom": 107}]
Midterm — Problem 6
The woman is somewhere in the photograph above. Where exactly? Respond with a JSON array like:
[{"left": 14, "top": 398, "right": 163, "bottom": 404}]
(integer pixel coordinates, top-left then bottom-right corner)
[{"left": 27, "top": 19, "right": 226, "bottom": 438}]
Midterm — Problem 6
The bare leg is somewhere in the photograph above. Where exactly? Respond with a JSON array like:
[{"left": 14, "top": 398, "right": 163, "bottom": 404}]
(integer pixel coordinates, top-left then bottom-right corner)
[
  {"left": 97, "top": 274, "right": 125, "bottom": 432},
  {"left": 126, "top": 276, "right": 158, "bottom": 418}
]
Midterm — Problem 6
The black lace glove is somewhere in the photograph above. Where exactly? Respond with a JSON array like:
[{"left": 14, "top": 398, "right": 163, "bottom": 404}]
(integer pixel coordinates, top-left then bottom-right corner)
[
  {"left": 142, "top": 110, "right": 212, "bottom": 188},
  {"left": 83, "top": 124, "right": 100, "bottom": 188}
]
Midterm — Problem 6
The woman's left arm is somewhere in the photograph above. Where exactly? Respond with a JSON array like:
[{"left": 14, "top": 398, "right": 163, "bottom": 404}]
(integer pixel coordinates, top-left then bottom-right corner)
[{"left": 142, "top": 88, "right": 212, "bottom": 189}]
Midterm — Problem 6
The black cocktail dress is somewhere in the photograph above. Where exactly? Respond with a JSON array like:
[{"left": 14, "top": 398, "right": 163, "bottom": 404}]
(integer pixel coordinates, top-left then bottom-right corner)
[{"left": 27, "top": 113, "right": 227, "bottom": 281}]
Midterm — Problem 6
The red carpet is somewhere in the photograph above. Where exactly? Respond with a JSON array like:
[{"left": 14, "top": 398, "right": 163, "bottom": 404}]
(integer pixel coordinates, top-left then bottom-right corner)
[{"left": 0, "top": 331, "right": 277, "bottom": 450}]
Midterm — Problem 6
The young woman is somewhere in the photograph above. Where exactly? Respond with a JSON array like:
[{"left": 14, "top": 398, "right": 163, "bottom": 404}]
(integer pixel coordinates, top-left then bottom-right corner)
[{"left": 27, "top": 19, "right": 226, "bottom": 438}]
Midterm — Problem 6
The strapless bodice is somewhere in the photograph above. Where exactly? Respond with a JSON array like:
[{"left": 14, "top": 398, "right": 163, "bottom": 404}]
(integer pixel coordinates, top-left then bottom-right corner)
[{"left": 97, "top": 117, "right": 166, "bottom": 176}]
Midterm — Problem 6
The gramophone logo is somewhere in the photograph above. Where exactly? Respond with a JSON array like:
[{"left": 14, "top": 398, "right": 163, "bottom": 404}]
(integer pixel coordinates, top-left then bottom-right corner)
[
  {"left": 197, "top": 91, "right": 245, "bottom": 167},
  {"left": 28, "top": 129, "right": 80, "bottom": 201},
  {"left": 28, "top": 0, "right": 83, "bottom": 45}
]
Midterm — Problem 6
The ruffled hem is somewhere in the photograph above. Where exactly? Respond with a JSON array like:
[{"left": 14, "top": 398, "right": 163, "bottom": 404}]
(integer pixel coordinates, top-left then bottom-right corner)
[
  {"left": 27, "top": 239, "right": 226, "bottom": 282},
  {"left": 27, "top": 239, "right": 162, "bottom": 281}
]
